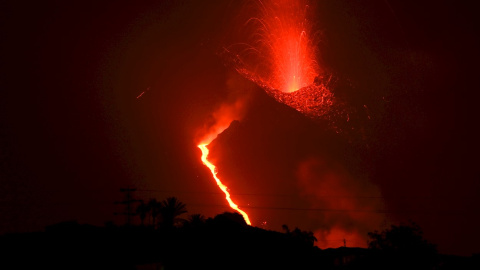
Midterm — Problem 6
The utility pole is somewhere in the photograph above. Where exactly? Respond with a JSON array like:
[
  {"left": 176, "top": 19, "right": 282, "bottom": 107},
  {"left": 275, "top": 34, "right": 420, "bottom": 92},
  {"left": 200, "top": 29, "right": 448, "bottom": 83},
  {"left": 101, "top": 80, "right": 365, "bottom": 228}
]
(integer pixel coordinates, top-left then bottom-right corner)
[{"left": 114, "top": 187, "right": 140, "bottom": 226}]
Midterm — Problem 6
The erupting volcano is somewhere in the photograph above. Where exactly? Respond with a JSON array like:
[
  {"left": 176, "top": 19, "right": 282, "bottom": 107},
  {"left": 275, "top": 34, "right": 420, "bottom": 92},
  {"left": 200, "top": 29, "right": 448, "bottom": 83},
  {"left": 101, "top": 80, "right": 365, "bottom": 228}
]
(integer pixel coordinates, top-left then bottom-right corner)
[
  {"left": 246, "top": 0, "right": 320, "bottom": 93},
  {"left": 197, "top": 0, "right": 336, "bottom": 227},
  {"left": 221, "top": 0, "right": 338, "bottom": 121}
]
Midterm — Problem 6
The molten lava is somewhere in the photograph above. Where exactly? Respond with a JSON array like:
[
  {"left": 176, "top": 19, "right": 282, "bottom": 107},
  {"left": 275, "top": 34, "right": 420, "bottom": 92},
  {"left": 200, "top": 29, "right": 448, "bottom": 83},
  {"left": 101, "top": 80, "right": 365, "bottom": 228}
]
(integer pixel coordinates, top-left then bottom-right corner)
[
  {"left": 253, "top": 0, "right": 319, "bottom": 93},
  {"left": 229, "top": 0, "right": 320, "bottom": 93},
  {"left": 222, "top": 0, "right": 338, "bottom": 121},
  {"left": 198, "top": 143, "right": 252, "bottom": 225}
]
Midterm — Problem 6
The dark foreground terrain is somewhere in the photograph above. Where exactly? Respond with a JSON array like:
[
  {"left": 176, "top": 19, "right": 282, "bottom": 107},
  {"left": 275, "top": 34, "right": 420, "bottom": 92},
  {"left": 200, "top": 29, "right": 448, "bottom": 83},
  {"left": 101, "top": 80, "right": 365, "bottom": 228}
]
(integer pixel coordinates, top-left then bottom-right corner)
[{"left": 1, "top": 213, "right": 478, "bottom": 270}]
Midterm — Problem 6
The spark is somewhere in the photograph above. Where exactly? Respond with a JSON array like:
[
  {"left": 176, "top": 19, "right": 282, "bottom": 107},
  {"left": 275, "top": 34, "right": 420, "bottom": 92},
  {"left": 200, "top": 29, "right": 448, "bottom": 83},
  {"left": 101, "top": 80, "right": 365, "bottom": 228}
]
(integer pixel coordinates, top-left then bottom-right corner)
[
  {"left": 136, "top": 87, "right": 150, "bottom": 99},
  {"left": 235, "top": 0, "right": 320, "bottom": 93},
  {"left": 222, "top": 0, "right": 337, "bottom": 121}
]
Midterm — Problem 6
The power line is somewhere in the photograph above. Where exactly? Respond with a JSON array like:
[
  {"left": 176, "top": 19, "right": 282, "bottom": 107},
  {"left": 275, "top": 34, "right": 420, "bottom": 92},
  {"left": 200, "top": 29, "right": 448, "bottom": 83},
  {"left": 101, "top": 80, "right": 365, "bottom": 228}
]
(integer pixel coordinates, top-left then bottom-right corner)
[
  {"left": 135, "top": 189, "right": 477, "bottom": 200},
  {"left": 25, "top": 187, "right": 475, "bottom": 200},
  {"left": 186, "top": 203, "right": 472, "bottom": 216},
  {"left": 0, "top": 200, "right": 473, "bottom": 215}
]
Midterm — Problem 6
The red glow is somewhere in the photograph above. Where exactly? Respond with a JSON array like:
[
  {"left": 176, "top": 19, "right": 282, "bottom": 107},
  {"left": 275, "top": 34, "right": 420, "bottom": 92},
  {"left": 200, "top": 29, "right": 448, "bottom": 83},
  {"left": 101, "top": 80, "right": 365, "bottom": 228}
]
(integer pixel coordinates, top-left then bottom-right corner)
[
  {"left": 240, "top": 0, "right": 320, "bottom": 93},
  {"left": 224, "top": 0, "right": 335, "bottom": 121},
  {"left": 198, "top": 143, "right": 252, "bottom": 225},
  {"left": 257, "top": 0, "right": 319, "bottom": 92}
]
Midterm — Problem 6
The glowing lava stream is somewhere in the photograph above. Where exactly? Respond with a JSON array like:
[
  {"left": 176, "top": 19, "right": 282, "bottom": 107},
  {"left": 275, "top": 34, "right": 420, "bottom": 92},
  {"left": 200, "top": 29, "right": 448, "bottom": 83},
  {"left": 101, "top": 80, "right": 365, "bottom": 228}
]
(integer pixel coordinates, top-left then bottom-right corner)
[{"left": 198, "top": 144, "right": 252, "bottom": 225}]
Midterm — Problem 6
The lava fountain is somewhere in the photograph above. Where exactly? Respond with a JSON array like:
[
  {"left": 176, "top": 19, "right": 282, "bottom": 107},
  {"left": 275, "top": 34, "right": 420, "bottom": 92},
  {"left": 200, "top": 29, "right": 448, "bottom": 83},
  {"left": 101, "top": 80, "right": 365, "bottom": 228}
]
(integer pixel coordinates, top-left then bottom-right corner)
[
  {"left": 248, "top": 0, "right": 320, "bottom": 93},
  {"left": 224, "top": 0, "right": 337, "bottom": 121},
  {"left": 226, "top": 0, "right": 320, "bottom": 93}
]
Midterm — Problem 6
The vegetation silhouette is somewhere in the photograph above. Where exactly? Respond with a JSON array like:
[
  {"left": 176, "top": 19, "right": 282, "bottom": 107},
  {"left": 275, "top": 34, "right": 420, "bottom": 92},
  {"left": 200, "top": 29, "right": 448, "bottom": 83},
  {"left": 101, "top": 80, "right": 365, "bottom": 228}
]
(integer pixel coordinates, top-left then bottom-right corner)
[
  {"left": 368, "top": 222, "right": 437, "bottom": 252},
  {"left": 183, "top": 213, "right": 206, "bottom": 229},
  {"left": 159, "top": 197, "right": 188, "bottom": 230},
  {"left": 147, "top": 198, "right": 161, "bottom": 228},
  {"left": 282, "top": 224, "right": 317, "bottom": 247},
  {"left": 355, "top": 221, "right": 440, "bottom": 270},
  {"left": 0, "top": 197, "right": 478, "bottom": 269},
  {"left": 136, "top": 200, "right": 149, "bottom": 226}
]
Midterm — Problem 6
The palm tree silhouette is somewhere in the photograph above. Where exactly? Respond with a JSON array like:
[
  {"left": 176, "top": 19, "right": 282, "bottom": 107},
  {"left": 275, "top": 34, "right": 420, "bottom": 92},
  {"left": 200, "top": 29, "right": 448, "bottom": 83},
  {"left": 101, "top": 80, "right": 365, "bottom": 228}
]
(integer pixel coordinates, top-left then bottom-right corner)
[
  {"left": 159, "top": 197, "right": 187, "bottom": 230},
  {"left": 136, "top": 200, "right": 149, "bottom": 226},
  {"left": 147, "top": 198, "right": 161, "bottom": 229}
]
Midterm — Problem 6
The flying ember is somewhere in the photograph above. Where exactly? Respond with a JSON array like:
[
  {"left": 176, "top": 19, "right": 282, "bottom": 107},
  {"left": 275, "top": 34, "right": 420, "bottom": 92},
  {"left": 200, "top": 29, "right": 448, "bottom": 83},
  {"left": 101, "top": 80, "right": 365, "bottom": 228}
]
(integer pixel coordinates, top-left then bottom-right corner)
[
  {"left": 253, "top": 0, "right": 319, "bottom": 93},
  {"left": 231, "top": 0, "right": 320, "bottom": 93}
]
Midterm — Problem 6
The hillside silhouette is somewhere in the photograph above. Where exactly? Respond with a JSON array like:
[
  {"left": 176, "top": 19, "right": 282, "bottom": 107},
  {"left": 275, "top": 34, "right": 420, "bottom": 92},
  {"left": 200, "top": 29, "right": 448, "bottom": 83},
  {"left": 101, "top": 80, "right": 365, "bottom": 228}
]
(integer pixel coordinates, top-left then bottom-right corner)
[{"left": 1, "top": 197, "right": 478, "bottom": 270}]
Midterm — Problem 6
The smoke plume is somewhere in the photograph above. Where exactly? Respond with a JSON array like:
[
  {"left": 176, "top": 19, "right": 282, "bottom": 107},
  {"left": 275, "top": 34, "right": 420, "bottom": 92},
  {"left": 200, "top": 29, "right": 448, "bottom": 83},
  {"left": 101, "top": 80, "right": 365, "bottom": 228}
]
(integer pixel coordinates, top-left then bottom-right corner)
[{"left": 296, "top": 157, "right": 386, "bottom": 248}]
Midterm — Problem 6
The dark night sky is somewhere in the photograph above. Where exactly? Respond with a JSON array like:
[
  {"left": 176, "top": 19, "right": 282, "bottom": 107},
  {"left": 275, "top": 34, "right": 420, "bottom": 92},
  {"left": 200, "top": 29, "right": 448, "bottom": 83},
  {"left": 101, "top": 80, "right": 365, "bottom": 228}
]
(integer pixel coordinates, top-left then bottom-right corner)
[{"left": 1, "top": 0, "right": 479, "bottom": 256}]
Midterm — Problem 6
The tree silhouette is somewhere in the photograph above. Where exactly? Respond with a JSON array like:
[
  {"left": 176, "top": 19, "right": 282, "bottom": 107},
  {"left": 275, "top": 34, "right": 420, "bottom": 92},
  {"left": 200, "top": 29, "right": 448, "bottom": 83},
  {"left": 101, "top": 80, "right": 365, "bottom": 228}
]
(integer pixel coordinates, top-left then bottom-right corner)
[
  {"left": 367, "top": 222, "right": 438, "bottom": 269},
  {"left": 282, "top": 224, "right": 316, "bottom": 247},
  {"left": 368, "top": 222, "right": 436, "bottom": 252},
  {"left": 291, "top": 227, "right": 317, "bottom": 247},
  {"left": 159, "top": 197, "right": 187, "bottom": 230},
  {"left": 147, "top": 198, "right": 161, "bottom": 229},
  {"left": 136, "top": 200, "right": 149, "bottom": 226},
  {"left": 185, "top": 214, "right": 206, "bottom": 228}
]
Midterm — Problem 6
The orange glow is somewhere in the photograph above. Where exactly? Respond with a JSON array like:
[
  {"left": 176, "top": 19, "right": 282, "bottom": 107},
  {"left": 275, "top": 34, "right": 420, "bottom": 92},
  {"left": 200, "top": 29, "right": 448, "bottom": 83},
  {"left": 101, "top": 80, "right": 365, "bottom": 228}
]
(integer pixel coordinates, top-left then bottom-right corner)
[
  {"left": 315, "top": 227, "right": 367, "bottom": 249},
  {"left": 222, "top": 0, "right": 335, "bottom": 120},
  {"left": 258, "top": 0, "right": 319, "bottom": 92},
  {"left": 198, "top": 144, "right": 252, "bottom": 225}
]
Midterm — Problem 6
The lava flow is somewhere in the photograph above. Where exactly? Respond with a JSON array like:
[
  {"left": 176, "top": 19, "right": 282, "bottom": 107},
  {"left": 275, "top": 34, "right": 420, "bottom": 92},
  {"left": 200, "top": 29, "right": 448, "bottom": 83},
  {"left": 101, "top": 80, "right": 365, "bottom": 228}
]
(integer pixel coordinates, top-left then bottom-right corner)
[{"left": 198, "top": 143, "right": 252, "bottom": 225}]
